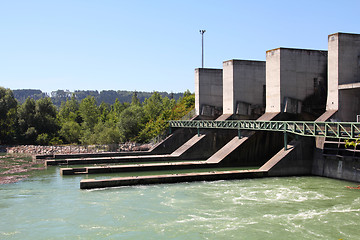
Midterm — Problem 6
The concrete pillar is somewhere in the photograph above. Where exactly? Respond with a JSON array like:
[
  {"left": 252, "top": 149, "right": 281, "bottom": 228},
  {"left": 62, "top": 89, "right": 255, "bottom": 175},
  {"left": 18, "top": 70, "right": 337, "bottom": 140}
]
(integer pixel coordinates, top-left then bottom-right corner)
[
  {"left": 195, "top": 68, "right": 223, "bottom": 116},
  {"left": 223, "top": 60, "right": 265, "bottom": 117},
  {"left": 266, "top": 48, "right": 327, "bottom": 113},
  {"left": 327, "top": 32, "right": 360, "bottom": 122}
]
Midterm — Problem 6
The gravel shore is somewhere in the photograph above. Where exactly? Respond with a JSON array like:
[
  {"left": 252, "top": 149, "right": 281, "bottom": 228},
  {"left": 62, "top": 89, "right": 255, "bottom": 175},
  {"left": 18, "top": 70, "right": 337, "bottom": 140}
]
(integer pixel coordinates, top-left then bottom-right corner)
[
  {"left": 0, "top": 143, "right": 152, "bottom": 184},
  {"left": 2, "top": 143, "right": 152, "bottom": 156}
]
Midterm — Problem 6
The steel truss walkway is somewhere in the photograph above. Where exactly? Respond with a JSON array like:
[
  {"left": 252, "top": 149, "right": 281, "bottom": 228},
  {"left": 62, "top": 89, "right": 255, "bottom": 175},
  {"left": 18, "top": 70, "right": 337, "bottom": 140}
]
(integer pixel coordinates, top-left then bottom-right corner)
[{"left": 169, "top": 120, "right": 360, "bottom": 149}]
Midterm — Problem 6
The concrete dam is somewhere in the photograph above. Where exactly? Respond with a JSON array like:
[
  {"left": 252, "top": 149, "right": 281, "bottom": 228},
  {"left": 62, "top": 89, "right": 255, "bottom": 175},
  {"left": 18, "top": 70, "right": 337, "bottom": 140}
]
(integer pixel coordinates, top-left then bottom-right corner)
[{"left": 39, "top": 32, "right": 360, "bottom": 189}]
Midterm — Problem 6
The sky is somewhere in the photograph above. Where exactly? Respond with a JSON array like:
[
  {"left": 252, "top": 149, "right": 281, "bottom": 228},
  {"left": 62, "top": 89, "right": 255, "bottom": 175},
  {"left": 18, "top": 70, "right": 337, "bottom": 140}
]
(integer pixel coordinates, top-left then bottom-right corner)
[{"left": 1, "top": 0, "right": 359, "bottom": 94}]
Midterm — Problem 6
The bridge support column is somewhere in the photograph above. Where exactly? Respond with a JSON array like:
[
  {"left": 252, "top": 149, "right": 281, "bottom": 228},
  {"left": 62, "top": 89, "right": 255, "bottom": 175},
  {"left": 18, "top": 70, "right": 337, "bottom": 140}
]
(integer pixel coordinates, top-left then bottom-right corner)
[{"left": 238, "top": 128, "right": 242, "bottom": 139}]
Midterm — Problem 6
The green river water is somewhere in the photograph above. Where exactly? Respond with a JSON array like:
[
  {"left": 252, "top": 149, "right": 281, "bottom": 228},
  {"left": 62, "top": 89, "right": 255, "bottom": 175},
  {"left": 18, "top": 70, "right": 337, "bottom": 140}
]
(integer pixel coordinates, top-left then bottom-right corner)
[{"left": 1, "top": 167, "right": 359, "bottom": 239}]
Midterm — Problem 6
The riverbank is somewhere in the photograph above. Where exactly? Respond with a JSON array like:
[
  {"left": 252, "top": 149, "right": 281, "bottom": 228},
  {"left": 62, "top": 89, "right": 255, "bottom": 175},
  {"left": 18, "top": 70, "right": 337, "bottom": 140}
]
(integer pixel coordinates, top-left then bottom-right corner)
[
  {"left": 1, "top": 143, "right": 152, "bottom": 155},
  {"left": 0, "top": 153, "right": 45, "bottom": 184},
  {"left": 0, "top": 143, "right": 153, "bottom": 185}
]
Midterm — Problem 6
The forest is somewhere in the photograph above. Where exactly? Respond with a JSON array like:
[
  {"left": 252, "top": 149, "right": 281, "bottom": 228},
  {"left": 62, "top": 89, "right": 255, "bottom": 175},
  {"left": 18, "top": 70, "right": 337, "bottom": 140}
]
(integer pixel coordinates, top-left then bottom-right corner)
[
  {"left": 12, "top": 89, "right": 184, "bottom": 108},
  {"left": 0, "top": 87, "right": 195, "bottom": 145}
]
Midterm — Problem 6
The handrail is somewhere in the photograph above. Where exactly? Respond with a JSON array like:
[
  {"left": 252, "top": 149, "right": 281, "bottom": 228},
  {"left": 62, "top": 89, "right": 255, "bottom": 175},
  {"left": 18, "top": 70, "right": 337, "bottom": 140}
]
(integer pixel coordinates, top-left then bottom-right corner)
[{"left": 169, "top": 120, "right": 360, "bottom": 140}]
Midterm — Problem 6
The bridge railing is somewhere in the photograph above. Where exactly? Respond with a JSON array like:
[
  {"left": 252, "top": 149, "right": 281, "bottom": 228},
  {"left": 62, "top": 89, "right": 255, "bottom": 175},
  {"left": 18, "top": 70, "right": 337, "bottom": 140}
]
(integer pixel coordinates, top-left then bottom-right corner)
[{"left": 169, "top": 120, "right": 360, "bottom": 140}]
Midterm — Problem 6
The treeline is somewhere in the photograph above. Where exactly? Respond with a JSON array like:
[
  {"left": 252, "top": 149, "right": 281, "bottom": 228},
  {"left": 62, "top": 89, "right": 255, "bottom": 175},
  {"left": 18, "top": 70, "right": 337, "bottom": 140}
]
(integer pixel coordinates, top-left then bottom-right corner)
[
  {"left": 0, "top": 87, "right": 195, "bottom": 145},
  {"left": 13, "top": 89, "right": 183, "bottom": 108}
]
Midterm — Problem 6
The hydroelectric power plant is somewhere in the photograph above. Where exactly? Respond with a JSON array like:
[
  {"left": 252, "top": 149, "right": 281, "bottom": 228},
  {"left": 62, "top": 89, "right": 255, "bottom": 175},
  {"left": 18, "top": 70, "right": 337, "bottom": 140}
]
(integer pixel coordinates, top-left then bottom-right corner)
[
  {"left": 2, "top": 32, "right": 360, "bottom": 240},
  {"left": 40, "top": 32, "right": 360, "bottom": 189}
]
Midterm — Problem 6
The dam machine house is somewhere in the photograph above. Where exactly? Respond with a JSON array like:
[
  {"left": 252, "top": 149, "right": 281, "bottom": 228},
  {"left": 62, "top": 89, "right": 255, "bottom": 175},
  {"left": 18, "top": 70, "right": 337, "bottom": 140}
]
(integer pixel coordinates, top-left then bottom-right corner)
[{"left": 40, "top": 32, "right": 360, "bottom": 189}]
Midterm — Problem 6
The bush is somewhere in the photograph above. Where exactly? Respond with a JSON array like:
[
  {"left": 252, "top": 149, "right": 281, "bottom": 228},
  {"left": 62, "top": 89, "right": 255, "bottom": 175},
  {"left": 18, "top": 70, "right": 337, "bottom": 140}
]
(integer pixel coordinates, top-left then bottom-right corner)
[{"left": 36, "top": 133, "right": 50, "bottom": 145}]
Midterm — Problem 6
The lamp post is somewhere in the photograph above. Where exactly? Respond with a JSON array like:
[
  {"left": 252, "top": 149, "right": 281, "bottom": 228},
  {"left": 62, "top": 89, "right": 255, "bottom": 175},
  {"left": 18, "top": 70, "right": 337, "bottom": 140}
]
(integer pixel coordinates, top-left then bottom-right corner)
[{"left": 199, "top": 30, "right": 206, "bottom": 68}]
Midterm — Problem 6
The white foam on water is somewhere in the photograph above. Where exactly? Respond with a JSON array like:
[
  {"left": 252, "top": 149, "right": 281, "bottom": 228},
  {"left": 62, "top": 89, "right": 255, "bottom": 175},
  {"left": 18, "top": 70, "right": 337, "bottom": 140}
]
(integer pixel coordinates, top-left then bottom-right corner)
[
  {"left": 171, "top": 214, "right": 264, "bottom": 235},
  {"left": 0, "top": 231, "right": 20, "bottom": 236},
  {"left": 79, "top": 224, "right": 112, "bottom": 231},
  {"left": 160, "top": 197, "right": 177, "bottom": 207},
  {"left": 85, "top": 185, "right": 133, "bottom": 192},
  {"left": 176, "top": 214, "right": 238, "bottom": 223},
  {"left": 264, "top": 205, "right": 360, "bottom": 223},
  {"left": 262, "top": 187, "right": 331, "bottom": 203},
  {"left": 304, "top": 229, "right": 325, "bottom": 238}
]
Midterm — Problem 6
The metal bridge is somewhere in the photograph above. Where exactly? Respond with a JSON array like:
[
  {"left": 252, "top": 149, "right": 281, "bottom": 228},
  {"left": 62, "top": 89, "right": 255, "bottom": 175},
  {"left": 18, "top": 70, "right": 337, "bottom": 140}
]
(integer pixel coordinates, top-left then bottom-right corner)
[{"left": 169, "top": 120, "right": 360, "bottom": 149}]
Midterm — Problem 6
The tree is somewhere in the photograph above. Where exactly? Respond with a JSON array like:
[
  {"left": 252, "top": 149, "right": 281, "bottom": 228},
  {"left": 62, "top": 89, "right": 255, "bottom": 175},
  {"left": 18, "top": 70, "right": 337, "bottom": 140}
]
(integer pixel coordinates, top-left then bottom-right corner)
[
  {"left": 143, "top": 92, "right": 164, "bottom": 122},
  {"left": 18, "top": 97, "right": 60, "bottom": 144},
  {"left": 170, "top": 92, "right": 195, "bottom": 120},
  {"left": 113, "top": 98, "right": 129, "bottom": 114},
  {"left": 136, "top": 92, "right": 174, "bottom": 142},
  {"left": 118, "top": 105, "right": 145, "bottom": 141},
  {"left": 59, "top": 121, "right": 82, "bottom": 144},
  {"left": 131, "top": 91, "right": 140, "bottom": 106},
  {"left": 108, "top": 98, "right": 129, "bottom": 124},
  {"left": 79, "top": 96, "right": 99, "bottom": 131},
  {"left": 58, "top": 94, "right": 81, "bottom": 123},
  {"left": 93, "top": 121, "right": 122, "bottom": 144},
  {"left": 182, "top": 90, "right": 195, "bottom": 108},
  {"left": 34, "top": 97, "right": 60, "bottom": 136},
  {"left": 98, "top": 102, "right": 110, "bottom": 123},
  {"left": 17, "top": 98, "right": 37, "bottom": 143},
  {"left": 0, "top": 87, "right": 18, "bottom": 143}
]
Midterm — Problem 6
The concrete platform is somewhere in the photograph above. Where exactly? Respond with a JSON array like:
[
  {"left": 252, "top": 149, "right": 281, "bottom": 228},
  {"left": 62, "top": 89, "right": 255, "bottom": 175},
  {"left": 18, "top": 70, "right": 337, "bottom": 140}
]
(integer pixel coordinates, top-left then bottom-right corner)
[
  {"left": 61, "top": 161, "right": 210, "bottom": 175},
  {"left": 206, "top": 136, "right": 248, "bottom": 163},
  {"left": 80, "top": 169, "right": 267, "bottom": 189},
  {"left": 48, "top": 154, "right": 182, "bottom": 166},
  {"left": 77, "top": 131, "right": 314, "bottom": 189},
  {"left": 78, "top": 137, "right": 314, "bottom": 189},
  {"left": 338, "top": 82, "right": 360, "bottom": 90},
  {"left": 215, "top": 114, "right": 233, "bottom": 121},
  {"left": 60, "top": 136, "right": 248, "bottom": 175},
  {"left": 315, "top": 110, "right": 337, "bottom": 122},
  {"left": 36, "top": 150, "right": 152, "bottom": 160},
  {"left": 46, "top": 134, "right": 206, "bottom": 166}
]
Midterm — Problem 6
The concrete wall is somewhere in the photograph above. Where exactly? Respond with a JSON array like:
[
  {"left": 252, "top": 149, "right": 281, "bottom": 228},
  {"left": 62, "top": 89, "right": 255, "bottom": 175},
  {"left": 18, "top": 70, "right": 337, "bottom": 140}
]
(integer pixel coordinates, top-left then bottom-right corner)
[
  {"left": 217, "top": 131, "right": 285, "bottom": 167},
  {"left": 266, "top": 48, "right": 327, "bottom": 113},
  {"left": 266, "top": 138, "right": 315, "bottom": 177},
  {"left": 223, "top": 60, "right": 265, "bottom": 116},
  {"left": 150, "top": 128, "right": 198, "bottom": 155},
  {"left": 180, "top": 129, "right": 237, "bottom": 160},
  {"left": 312, "top": 151, "right": 360, "bottom": 183},
  {"left": 337, "top": 89, "right": 360, "bottom": 121},
  {"left": 327, "top": 32, "right": 360, "bottom": 121},
  {"left": 195, "top": 68, "right": 223, "bottom": 115}
]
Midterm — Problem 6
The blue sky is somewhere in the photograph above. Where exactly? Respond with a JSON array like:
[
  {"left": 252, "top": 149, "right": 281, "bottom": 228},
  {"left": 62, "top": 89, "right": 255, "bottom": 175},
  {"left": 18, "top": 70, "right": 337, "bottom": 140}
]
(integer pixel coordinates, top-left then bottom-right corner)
[{"left": 1, "top": 0, "right": 359, "bottom": 93}]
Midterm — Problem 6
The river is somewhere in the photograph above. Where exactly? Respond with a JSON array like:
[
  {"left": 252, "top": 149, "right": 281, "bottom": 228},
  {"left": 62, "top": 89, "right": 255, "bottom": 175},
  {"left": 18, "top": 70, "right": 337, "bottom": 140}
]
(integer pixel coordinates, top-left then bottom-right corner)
[{"left": 0, "top": 167, "right": 359, "bottom": 239}]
